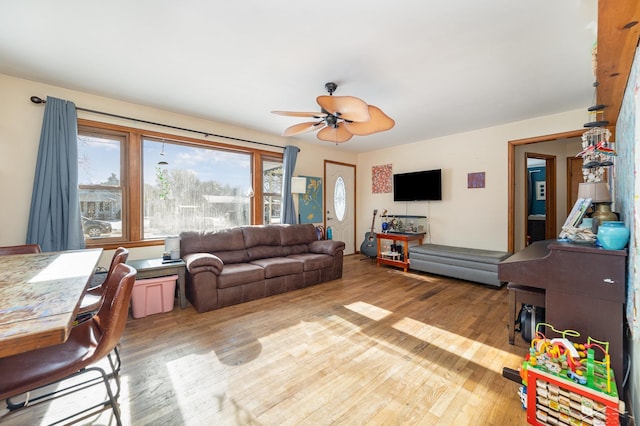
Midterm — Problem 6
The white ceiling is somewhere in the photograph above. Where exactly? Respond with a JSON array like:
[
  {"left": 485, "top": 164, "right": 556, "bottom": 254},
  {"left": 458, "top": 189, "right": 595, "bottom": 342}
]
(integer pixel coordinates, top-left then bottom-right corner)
[{"left": 0, "top": 1, "right": 597, "bottom": 153}]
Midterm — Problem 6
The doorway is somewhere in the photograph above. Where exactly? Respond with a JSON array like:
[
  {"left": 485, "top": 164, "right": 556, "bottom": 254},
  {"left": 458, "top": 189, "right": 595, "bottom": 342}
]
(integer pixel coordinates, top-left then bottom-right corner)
[
  {"left": 508, "top": 130, "right": 584, "bottom": 253},
  {"left": 324, "top": 160, "right": 356, "bottom": 255},
  {"left": 525, "top": 153, "right": 556, "bottom": 245}
]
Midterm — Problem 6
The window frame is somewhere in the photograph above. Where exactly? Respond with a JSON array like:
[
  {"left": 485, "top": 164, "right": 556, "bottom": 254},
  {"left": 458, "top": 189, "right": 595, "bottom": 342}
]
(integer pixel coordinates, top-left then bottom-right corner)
[{"left": 78, "top": 119, "right": 283, "bottom": 249}]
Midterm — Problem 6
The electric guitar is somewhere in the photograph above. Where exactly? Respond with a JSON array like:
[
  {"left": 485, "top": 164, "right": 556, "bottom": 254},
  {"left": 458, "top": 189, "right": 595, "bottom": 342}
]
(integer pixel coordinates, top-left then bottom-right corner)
[{"left": 360, "top": 209, "right": 378, "bottom": 258}]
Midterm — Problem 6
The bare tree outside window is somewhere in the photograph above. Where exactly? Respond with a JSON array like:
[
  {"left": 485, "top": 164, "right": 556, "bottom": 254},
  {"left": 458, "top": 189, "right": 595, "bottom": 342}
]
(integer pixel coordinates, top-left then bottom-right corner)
[{"left": 142, "top": 139, "right": 252, "bottom": 237}]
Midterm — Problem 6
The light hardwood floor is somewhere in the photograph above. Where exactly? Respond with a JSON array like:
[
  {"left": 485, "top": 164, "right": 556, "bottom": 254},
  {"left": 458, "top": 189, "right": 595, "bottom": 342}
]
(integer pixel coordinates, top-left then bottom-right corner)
[{"left": 1, "top": 255, "right": 532, "bottom": 425}]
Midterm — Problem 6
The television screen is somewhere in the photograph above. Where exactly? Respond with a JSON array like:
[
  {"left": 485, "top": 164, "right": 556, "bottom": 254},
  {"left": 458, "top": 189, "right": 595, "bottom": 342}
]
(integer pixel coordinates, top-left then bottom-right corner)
[{"left": 393, "top": 169, "right": 442, "bottom": 201}]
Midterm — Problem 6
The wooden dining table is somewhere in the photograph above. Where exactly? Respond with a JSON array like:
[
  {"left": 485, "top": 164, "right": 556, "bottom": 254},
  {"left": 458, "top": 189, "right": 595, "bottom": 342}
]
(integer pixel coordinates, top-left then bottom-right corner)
[{"left": 0, "top": 248, "right": 102, "bottom": 358}]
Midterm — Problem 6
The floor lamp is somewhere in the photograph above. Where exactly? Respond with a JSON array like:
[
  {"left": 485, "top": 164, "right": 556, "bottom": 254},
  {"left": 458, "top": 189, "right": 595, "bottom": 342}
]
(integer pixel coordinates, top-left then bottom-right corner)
[{"left": 291, "top": 177, "right": 307, "bottom": 224}]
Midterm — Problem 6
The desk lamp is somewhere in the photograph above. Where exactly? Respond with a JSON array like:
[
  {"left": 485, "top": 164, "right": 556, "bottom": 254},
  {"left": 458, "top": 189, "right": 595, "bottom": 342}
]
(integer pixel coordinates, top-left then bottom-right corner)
[{"left": 577, "top": 181, "right": 617, "bottom": 227}]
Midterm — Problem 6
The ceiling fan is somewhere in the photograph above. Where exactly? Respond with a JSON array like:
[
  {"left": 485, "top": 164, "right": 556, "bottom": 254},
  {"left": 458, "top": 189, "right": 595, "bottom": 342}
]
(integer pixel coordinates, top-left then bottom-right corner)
[{"left": 272, "top": 82, "right": 395, "bottom": 143}]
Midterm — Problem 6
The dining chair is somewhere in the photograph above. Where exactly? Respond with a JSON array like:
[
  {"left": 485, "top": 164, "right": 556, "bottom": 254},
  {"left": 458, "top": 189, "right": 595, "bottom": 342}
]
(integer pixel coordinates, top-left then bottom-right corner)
[
  {"left": 0, "top": 244, "right": 41, "bottom": 255},
  {"left": 0, "top": 263, "right": 137, "bottom": 426},
  {"left": 77, "top": 247, "right": 129, "bottom": 315}
]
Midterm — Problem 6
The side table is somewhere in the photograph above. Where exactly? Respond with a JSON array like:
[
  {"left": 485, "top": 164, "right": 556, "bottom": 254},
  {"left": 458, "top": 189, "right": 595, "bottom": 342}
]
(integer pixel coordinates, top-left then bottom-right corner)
[
  {"left": 127, "top": 258, "right": 187, "bottom": 309},
  {"left": 376, "top": 232, "right": 426, "bottom": 272}
]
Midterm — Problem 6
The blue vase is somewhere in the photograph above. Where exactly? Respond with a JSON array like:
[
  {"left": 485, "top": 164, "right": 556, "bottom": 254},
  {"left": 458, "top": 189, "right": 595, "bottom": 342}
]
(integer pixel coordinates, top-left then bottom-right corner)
[{"left": 597, "top": 221, "right": 630, "bottom": 250}]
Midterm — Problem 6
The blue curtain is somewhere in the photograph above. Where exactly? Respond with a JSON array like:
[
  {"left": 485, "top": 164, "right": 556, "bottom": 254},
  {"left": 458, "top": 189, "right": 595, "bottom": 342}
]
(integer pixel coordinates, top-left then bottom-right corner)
[
  {"left": 26, "top": 97, "right": 85, "bottom": 252},
  {"left": 280, "top": 145, "right": 300, "bottom": 224}
]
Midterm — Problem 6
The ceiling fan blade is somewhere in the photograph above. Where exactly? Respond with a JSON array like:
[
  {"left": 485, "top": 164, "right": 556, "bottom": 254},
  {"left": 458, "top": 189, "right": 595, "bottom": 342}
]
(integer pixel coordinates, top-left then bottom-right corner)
[
  {"left": 317, "top": 123, "right": 353, "bottom": 143},
  {"left": 316, "top": 96, "right": 370, "bottom": 122},
  {"left": 344, "top": 105, "right": 395, "bottom": 136},
  {"left": 282, "top": 121, "right": 326, "bottom": 137},
  {"left": 271, "top": 111, "right": 328, "bottom": 118}
]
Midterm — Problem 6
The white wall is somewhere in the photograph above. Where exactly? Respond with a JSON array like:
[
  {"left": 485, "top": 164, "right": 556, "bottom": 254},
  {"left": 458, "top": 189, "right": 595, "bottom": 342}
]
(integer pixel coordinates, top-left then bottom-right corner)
[
  {"left": 0, "top": 74, "right": 355, "bottom": 266},
  {"left": 1, "top": 72, "right": 586, "bottom": 259},
  {"left": 357, "top": 110, "right": 586, "bottom": 252}
]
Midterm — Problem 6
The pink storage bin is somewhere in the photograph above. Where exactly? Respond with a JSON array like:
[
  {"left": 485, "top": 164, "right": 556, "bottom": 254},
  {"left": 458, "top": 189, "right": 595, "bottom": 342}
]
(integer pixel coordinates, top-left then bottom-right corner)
[{"left": 131, "top": 275, "right": 177, "bottom": 318}]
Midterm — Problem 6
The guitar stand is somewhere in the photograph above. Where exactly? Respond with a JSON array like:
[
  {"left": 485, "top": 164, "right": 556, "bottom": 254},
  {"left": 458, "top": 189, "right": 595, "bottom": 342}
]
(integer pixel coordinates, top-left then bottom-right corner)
[{"left": 360, "top": 255, "right": 376, "bottom": 262}]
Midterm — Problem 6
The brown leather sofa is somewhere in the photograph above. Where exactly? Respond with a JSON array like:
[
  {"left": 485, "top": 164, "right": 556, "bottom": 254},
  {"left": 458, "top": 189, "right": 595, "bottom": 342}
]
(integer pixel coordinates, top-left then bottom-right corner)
[{"left": 180, "top": 224, "right": 345, "bottom": 313}]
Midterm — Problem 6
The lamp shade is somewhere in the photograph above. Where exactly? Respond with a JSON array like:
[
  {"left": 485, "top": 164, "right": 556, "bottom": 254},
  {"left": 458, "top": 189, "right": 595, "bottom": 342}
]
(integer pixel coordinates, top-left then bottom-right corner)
[
  {"left": 291, "top": 176, "right": 307, "bottom": 194},
  {"left": 164, "top": 236, "right": 180, "bottom": 253},
  {"left": 577, "top": 181, "right": 611, "bottom": 203}
]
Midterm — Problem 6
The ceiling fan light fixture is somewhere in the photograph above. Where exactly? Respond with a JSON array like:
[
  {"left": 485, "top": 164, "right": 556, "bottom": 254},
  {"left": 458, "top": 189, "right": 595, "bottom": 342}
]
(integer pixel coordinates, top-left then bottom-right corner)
[
  {"left": 325, "top": 115, "right": 338, "bottom": 127},
  {"left": 272, "top": 82, "right": 393, "bottom": 144}
]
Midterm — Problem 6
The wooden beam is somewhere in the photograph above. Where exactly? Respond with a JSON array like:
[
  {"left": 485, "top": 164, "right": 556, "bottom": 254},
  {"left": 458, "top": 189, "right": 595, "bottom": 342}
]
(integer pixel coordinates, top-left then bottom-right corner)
[{"left": 596, "top": 0, "right": 640, "bottom": 126}]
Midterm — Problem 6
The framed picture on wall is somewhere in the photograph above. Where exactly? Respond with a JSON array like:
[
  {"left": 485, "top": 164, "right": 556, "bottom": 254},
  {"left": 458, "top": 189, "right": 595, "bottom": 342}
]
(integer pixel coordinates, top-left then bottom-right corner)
[
  {"left": 467, "top": 172, "right": 485, "bottom": 188},
  {"left": 298, "top": 176, "right": 323, "bottom": 223}
]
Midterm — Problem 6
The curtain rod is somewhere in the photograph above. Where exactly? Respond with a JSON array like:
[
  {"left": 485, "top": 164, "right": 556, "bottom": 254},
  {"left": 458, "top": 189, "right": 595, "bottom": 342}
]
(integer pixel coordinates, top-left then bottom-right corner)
[{"left": 30, "top": 96, "right": 284, "bottom": 150}]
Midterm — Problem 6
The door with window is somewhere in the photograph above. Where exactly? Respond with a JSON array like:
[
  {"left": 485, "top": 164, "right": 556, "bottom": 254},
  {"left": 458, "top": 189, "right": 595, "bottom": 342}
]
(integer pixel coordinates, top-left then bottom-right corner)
[{"left": 325, "top": 161, "right": 355, "bottom": 255}]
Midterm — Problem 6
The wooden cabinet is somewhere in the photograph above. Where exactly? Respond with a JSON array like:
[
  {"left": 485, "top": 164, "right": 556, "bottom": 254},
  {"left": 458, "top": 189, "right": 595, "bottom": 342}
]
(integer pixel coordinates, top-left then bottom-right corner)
[
  {"left": 499, "top": 240, "right": 627, "bottom": 391},
  {"left": 376, "top": 232, "right": 426, "bottom": 272}
]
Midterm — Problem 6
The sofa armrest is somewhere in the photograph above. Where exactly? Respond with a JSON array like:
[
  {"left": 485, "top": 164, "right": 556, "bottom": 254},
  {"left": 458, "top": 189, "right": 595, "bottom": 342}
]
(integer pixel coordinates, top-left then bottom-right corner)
[
  {"left": 308, "top": 240, "right": 346, "bottom": 256},
  {"left": 183, "top": 252, "right": 224, "bottom": 275}
]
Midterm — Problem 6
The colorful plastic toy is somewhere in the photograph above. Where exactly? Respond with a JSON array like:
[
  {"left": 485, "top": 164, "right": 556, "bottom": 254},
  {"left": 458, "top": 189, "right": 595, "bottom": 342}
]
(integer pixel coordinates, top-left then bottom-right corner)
[{"left": 523, "top": 322, "right": 616, "bottom": 398}]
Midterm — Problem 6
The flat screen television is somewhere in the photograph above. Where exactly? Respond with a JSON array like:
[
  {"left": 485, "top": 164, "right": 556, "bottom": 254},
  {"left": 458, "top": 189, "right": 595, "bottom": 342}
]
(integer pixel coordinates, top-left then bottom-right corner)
[{"left": 393, "top": 169, "right": 442, "bottom": 201}]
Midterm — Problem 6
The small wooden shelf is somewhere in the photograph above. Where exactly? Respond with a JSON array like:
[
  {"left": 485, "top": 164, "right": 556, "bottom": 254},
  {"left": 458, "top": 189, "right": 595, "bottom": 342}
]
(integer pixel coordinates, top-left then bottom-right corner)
[
  {"left": 376, "top": 232, "right": 426, "bottom": 272},
  {"left": 380, "top": 251, "right": 401, "bottom": 261}
]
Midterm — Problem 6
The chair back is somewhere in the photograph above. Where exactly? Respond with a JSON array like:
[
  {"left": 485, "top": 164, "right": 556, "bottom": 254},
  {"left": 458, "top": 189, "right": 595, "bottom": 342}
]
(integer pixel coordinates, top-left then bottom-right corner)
[
  {"left": 78, "top": 247, "right": 130, "bottom": 314},
  {"left": 104, "top": 247, "right": 129, "bottom": 282},
  {"left": 91, "top": 263, "right": 137, "bottom": 361},
  {"left": 0, "top": 244, "right": 42, "bottom": 256}
]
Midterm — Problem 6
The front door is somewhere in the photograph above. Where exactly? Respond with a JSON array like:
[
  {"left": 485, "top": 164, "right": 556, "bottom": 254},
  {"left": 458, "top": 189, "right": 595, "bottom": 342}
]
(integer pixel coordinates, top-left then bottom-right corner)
[{"left": 325, "top": 161, "right": 356, "bottom": 255}]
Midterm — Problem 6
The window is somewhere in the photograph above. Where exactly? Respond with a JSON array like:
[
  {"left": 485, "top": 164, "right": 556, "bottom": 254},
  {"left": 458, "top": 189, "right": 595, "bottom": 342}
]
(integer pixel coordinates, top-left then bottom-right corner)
[
  {"left": 142, "top": 138, "right": 252, "bottom": 237},
  {"left": 262, "top": 157, "right": 283, "bottom": 224},
  {"left": 77, "top": 131, "right": 125, "bottom": 241},
  {"left": 77, "top": 119, "right": 282, "bottom": 247},
  {"left": 334, "top": 176, "right": 346, "bottom": 221}
]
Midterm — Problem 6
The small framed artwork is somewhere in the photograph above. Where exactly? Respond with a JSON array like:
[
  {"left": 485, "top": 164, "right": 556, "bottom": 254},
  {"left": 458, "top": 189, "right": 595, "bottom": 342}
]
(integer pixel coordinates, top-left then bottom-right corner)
[
  {"left": 562, "top": 197, "right": 592, "bottom": 230},
  {"left": 372, "top": 164, "right": 392, "bottom": 193},
  {"left": 467, "top": 172, "right": 485, "bottom": 189}
]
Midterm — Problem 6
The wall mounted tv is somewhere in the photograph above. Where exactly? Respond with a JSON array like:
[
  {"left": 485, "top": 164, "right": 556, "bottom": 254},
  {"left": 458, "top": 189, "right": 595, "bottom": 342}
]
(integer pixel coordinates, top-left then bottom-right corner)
[{"left": 393, "top": 169, "right": 442, "bottom": 201}]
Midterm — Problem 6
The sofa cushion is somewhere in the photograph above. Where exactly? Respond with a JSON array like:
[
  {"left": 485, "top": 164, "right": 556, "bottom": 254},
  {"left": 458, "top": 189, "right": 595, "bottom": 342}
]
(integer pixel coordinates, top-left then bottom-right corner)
[
  {"left": 283, "top": 244, "right": 309, "bottom": 256},
  {"left": 243, "top": 226, "right": 285, "bottom": 260},
  {"left": 250, "top": 257, "right": 303, "bottom": 278},
  {"left": 181, "top": 228, "right": 248, "bottom": 264},
  {"left": 280, "top": 224, "right": 317, "bottom": 246},
  {"left": 242, "top": 226, "right": 281, "bottom": 247},
  {"left": 288, "top": 253, "right": 334, "bottom": 271},
  {"left": 247, "top": 245, "right": 285, "bottom": 260},
  {"left": 217, "top": 263, "right": 265, "bottom": 289},
  {"left": 215, "top": 249, "right": 250, "bottom": 265}
]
